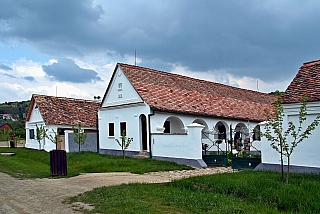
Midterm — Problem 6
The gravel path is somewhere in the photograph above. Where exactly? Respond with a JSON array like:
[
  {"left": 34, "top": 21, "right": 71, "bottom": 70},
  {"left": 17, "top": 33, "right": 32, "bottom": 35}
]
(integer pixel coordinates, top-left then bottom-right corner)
[{"left": 0, "top": 167, "right": 234, "bottom": 214}]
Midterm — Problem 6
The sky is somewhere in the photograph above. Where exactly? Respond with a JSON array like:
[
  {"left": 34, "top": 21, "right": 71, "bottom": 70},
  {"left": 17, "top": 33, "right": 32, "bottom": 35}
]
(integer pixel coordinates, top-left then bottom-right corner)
[{"left": 1, "top": 0, "right": 320, "bottom": 103}]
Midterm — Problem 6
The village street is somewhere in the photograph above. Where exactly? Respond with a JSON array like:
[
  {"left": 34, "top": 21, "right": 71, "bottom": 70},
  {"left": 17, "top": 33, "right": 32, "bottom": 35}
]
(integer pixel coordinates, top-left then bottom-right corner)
[{"left": 0, "top": 167, "right": 234, "bottom": 214}]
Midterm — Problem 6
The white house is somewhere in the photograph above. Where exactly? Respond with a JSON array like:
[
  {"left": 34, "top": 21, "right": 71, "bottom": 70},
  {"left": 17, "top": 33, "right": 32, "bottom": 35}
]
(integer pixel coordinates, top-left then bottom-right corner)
[
  {"left": 258, "top": 60, "right": 320, "bottom": 173},
  {"left": 25, "top": 94, "right": 100, "bottom": 152},
  {"left": 98, "top": 63, "right": 275, "bottom": 167}
]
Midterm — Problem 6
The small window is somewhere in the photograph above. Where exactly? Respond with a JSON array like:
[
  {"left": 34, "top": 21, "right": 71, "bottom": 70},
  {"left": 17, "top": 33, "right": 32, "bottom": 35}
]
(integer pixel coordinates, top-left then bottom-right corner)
[
  {"left": 29, "top": 129, "right": 35, "bottom": 139},
  {"left": 120, "top": 122, "right": 126, "bottom": 136},
  {"left": 164, "top": 121, "right": 170, "bottom": 133},
  {"left": 118, "top": 83, "right": 122, "bottom": 91},
  {"left": 108, "top": 123, "right": 115, "bottom": 137},
  {"left": 118, "top": 94, "right": 123, "bottom": 98}
]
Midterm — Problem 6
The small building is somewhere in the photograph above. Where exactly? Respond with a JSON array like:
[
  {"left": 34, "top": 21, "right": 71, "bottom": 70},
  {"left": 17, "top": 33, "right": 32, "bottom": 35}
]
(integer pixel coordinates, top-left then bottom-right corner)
[
  {"left": 2, "top": 114, "right": 13, "bottom": 121},
  {"left": 98, "top": 63, "right": 275, "bottom": 167},
  {"left": 25, "top": 94, "right": 100, "bottom": 152},
  {"left": 259, "top": 60, "right": 320, "bottom": 173},
  {"left": 0, "top": 123, "right": 13, "bottom": 131}
]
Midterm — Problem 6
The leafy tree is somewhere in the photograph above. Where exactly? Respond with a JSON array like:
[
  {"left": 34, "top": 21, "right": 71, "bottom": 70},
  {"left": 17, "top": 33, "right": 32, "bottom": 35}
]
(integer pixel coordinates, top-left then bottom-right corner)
[
  {"left": 115, "top": 130, "right": 133, "bottom": 160},
  {"left": 36, "top": 124, "right": 48, "bottom": 150},
  {"left": 13, "top": 135, "right": 22, "bottom": 147},
  {"left": 1, "top": 129, "right": 11, "bottom": 146},
  {"left": 263, "top": 93, "right": 320, "bottom": 184},
  {"left": 72, "top": 122, "right": 87, "bottom": 152}
]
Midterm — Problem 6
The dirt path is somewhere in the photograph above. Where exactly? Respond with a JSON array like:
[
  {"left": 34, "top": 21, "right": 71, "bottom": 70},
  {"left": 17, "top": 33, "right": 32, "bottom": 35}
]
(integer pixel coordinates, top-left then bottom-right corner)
[{"left": 0, "top": 167, "right": 234, "bottom": 214}]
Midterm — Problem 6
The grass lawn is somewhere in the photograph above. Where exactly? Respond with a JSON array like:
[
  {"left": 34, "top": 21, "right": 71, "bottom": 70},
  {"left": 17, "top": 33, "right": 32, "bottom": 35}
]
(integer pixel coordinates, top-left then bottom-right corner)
[
  {"left": 0, "top": 148, "right": 192, "bottom": 178},
  {"left": 66, "top": 170, "right": 320, "bottom": 213}
]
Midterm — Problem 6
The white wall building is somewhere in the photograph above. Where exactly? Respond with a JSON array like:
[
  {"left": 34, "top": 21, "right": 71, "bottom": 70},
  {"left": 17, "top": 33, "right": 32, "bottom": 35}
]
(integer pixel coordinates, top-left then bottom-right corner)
[
  {"left": 258, "top": 60, "right": 320, "bottom": 173},
  {"left": 25, "top": 94, "right": 100, "bottom": 152},
  {"left": 99, "top": 63, "right": 275, "bottom": 167}
]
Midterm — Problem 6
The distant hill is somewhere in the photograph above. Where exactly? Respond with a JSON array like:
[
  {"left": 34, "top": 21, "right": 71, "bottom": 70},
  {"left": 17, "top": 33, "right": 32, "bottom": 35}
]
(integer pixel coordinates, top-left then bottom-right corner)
[
  {"left": 0, "top": 100, "right": 30, "bottom": 138},
  {"left": 0, "top": 100, "right": 30, "bottom": 119}
]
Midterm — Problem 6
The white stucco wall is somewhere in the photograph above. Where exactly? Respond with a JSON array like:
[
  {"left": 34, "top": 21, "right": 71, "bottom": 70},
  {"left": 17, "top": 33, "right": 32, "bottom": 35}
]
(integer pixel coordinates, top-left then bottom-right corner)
[
  {"left": 25, "top": 122, "right": 57, "bottom": 151},
  {"left": 261, "top": 101, "right": 320, "bottom": 168},
  {"left": 152, "top": 123, "right": 204, "bottom": 159},
  {"left": 99, "top": 103, "right": 151, "bottom": 152},
  {"left": 101, "top": 67, "right": 143, "bottom": 107}
]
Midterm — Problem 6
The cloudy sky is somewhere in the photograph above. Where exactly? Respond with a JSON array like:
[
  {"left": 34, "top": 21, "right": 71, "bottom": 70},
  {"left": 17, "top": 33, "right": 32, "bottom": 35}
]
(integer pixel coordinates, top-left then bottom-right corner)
[{"left": 1, "top": 0, "right": 319, "bottom": 103}]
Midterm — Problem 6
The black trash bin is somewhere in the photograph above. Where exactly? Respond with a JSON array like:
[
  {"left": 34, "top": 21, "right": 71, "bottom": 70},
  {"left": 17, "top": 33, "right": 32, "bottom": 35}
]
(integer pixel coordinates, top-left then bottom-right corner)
[
  {"left": 10, "top": 141, "right": 15, "bottom": 148},
  {"left": 50, "top": 150, "right": 67, "bottom": 176}
]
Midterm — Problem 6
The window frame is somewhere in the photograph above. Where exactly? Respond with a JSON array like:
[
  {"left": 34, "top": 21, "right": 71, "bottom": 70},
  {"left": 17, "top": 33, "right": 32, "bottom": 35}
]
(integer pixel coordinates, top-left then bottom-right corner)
[
  {"left": 120, "top": 122, "right": 126, "bottom": 136},
  {"left": 29, "top": 129, "right": 35, "bottom": 139},
  {"left": 108, "top": 123, "right": 115, "bottom": 137}
]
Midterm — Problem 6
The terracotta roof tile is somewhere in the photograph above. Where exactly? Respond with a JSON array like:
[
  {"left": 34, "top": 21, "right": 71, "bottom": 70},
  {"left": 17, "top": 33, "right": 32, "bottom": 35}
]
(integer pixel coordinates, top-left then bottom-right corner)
[
  {"left": 282, "top": 60, "right": 320, "bottom": 103},
  {"left": 26, "top": 94, "right": 100, "bottom": 127},
  {"left": 119, "top": 63, "right": 275, "bottom": 121}
]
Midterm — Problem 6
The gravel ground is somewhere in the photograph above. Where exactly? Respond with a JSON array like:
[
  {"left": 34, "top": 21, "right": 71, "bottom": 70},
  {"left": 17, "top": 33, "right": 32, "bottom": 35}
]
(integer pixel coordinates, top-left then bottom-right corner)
[{"left": 0, "top": 167, "right": 235, "bottom": 214}]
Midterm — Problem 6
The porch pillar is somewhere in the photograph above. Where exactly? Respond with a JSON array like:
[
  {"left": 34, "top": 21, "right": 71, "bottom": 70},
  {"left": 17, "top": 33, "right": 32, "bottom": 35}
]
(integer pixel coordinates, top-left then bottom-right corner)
[{"left": 186, "top": 123, "right": 205, "bottom": 161}]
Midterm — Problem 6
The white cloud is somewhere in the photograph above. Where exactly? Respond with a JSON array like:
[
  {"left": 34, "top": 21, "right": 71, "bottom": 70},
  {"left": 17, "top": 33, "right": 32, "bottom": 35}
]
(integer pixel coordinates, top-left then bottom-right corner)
[{"left": 170, "top": 64, "right": 290, "bottom": 94}]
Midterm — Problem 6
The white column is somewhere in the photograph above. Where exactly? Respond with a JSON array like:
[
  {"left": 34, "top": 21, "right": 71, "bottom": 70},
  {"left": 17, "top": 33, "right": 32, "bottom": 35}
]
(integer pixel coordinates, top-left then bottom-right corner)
[{"left": 186, "top": 123, "right": 205, "bottom": 159}]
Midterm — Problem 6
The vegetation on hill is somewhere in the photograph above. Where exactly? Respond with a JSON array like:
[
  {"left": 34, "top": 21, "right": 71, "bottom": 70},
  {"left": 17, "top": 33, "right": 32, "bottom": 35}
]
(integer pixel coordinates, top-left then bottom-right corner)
[{"left": 0, "top": 100, "right": 30, "bottom": 139}]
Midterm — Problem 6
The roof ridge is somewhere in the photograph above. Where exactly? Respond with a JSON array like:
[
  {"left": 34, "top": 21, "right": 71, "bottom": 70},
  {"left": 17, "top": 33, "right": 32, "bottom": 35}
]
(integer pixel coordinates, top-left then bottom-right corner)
[
  {"left": 302, "top": 59, "right": 320, "bottom": 67},
  {"left": 33, "top": 94, "right": 97, "bottom": 103},
  {"left": 118, "top": 63, "right": 271, "bottom": 96}
]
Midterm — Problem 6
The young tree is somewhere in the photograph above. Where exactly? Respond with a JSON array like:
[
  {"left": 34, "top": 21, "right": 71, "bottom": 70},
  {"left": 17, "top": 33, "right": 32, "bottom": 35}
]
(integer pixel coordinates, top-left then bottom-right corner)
[
  {"left": 13, "top": 135, "right": 22, "bottom": 147},
  {"left": 2, "top": 129, "right": 11, "bottom": 147},
  {"left": 115, "top": 130, "right": 133, "bottom": 160},
  {"left": 36, "top": 124, "right": 48, "bottom": 150},
  {"left": 47, "top": 129, "right": 60, "bottom": 150},
  {"left": 72, "top": 122, "right": 87, "bottom": 152},
  {"left": 263, "top": 93, "right": 320, "bottom": 184}
]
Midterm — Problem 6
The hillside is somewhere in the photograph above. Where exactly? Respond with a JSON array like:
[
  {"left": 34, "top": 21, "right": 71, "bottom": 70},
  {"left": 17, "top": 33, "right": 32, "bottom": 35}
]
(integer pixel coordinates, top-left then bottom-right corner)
[{"left": 0, "top": 100, "right": 30, "bottom": 139}]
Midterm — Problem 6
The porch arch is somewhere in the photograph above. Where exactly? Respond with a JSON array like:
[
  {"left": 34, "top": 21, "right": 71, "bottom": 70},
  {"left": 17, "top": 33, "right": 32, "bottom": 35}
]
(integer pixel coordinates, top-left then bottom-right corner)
[
  {"left": 234, "top": 122, "right": 249, "bottom": 150},
  {"left": 163, "top": 116, "right": 185, "bottom": 134},
  {"left": 214, "top": 121, "right": 228, "bottom": 140},
  {"left": 192, "top": 119, "right": 209, "bottom": 138}
]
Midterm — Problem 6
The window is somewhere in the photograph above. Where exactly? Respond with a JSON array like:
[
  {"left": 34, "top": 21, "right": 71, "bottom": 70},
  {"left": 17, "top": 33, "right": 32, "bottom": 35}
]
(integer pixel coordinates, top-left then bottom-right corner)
[
  {"left": 118, "top": 83, "right": 122, "bottom": 91},
  {"left": 108, "top": 123, "right": 115, "bottom": 137},
  {"left": 120, "top": 122, "right": 126, "bottom": 136},
  {"left": 29, "top": 129, "right": 35, "bottom": 139},
  {"left": 164, "top": 121, "right": 170, "bottom": 133}
]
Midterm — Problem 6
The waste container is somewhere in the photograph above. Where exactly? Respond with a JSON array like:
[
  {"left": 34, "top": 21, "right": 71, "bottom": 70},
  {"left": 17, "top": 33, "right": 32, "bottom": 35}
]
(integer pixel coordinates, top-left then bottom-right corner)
[
  {"left": 50, "top": 150, "right": 67, "bottom": 176},
  {"left": 10, "top": 141, "right": 15, "bottom": 148}
]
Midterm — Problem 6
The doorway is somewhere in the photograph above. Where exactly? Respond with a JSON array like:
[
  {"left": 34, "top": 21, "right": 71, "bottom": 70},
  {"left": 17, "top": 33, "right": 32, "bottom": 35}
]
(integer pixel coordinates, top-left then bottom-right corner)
[{"left": 140, "top": 114, "right": 148, "bottom": 151}]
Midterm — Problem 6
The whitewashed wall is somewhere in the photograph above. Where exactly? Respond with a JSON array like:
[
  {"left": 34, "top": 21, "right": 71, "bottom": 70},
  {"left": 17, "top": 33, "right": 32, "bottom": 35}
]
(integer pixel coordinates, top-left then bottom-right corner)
[
  {"left": 261, "top": 101, "right": 320, "bottom": 168},
  {"left": 25, "top": 123, "right": 57, "bottom": 151},
  {"left": 152, "top": 123, "right": 204, "bottom": 160},
  {"left": 99, "top": 103, "right": 151, "bottom": 152}
]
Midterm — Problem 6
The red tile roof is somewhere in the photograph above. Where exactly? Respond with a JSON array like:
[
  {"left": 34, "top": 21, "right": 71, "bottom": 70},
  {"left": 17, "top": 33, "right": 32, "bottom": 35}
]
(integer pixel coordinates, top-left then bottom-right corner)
[
  {"left": 118, "top": 63, "right": 275, "bottom": 121},
  {"left": 282, "top": 60, "right": 320, "bottom": 104},
  {"left": 26, "top": 94, "right": 100, "bottom": 128}
]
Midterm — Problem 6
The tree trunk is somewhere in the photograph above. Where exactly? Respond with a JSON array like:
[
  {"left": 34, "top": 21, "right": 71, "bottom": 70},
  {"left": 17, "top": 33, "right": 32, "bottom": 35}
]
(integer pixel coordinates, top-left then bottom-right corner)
[
  {"left": 280, "top": 141, "right": 284, "bottom": 183},
  {"left": 286, "top": 156, "right": 290, "bottom": 184}
]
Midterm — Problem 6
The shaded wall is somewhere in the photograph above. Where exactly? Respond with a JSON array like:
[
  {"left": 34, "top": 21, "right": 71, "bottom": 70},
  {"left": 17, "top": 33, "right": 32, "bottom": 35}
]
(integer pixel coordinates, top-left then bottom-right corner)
[{"left": 67, "top": 133, "right": 98, "bottom": 152}]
